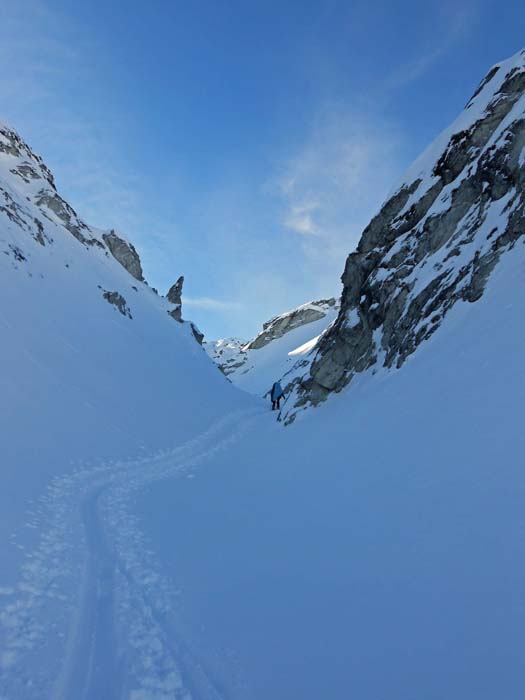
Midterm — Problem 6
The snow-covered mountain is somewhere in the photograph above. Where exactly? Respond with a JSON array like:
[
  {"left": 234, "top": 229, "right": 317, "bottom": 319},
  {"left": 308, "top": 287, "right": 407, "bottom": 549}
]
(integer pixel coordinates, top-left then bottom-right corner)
[
  {"left": 205, "top": 298, "right": 339, "bottom": 396},
  {"left": 204, "top": 336, "right": 248, "bottom": 375},
  {"left": 0, "top": 121, "right": 205, "bottom": 339},
  {"left": 2, "top": 52, "right": 525, "bottom": 700},
  {"left": 0, "top": 120, "right": 253, "bottom": 466},
  {"left": 0, "top": 117, "right": 257, "bottom": 640},
  {"left": 283, "top": 49, "right": 525, "bottom": 421}
]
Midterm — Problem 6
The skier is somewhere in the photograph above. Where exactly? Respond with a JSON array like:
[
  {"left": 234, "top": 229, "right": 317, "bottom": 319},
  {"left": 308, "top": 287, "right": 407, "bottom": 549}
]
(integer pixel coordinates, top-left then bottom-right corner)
[{"left": 270, "top": 381, "right": 285, "bottom": 411}]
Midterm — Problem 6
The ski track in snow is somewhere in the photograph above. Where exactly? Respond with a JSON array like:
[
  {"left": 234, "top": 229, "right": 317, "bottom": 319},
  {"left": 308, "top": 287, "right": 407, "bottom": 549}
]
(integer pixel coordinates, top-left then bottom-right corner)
[{"left": 0, "top": 409, "right": 262, "bottom": 700}]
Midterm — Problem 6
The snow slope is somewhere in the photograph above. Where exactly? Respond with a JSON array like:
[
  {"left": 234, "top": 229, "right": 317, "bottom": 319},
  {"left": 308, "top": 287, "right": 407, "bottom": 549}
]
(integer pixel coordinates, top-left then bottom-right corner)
[
  {"left": 137, "top": 239, "right": 525, "bottom": 700},
  {"left": 0, "top": 122, "right": 252, "bottom": 470},
  {"left": 3, "top": 223, "right": 524, "bottom": 699}
]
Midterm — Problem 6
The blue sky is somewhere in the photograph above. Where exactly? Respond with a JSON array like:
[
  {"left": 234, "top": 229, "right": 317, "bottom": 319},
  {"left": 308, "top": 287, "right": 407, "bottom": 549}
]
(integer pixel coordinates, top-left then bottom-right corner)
[{"left": 2, "top": 0, "right": 524, "bottom": 338}]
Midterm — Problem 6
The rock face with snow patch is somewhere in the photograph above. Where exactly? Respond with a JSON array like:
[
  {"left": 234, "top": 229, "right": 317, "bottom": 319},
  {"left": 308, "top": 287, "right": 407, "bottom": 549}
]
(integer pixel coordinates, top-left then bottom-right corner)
[
  {"left": 0, "top": 121, "right": 203, "bottom": 345},
  {"left": 164, "top": 276, "right": 203, "bottom": 342},
  {"left": 245, "top": 298, "right": 337, "bottom": 350},
  {"left": 101, "top": 289, "right": 132, "bottom": 318},
  {"left": 0, "top": 124, "right": 102, "bottom": 249},
  {"left": 283, "top": 50, "right": 525, "bottom": 421},
  {"left": 205, "top": 337, "right": 249, "bottom": 376},
  {"left": 189, "top": 322, "right": 205, "bottom": 345}
]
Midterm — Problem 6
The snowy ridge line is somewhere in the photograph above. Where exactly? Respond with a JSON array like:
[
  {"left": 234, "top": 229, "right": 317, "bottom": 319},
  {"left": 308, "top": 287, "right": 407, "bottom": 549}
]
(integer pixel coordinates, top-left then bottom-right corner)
[{"left": 0, "top": 408, "right": 262, "bottom": 700}]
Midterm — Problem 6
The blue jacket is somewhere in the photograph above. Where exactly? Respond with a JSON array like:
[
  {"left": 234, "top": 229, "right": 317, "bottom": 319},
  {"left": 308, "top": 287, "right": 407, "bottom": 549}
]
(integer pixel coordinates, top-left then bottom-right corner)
[{"left": 271, "top": 382, "right": 284, "bottom": 401}]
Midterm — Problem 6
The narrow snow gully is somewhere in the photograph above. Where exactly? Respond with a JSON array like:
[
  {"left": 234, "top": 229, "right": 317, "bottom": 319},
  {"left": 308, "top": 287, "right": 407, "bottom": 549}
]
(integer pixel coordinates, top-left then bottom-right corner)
[{"left": 0, "top": 408, "right": 263, "bottom": 700}]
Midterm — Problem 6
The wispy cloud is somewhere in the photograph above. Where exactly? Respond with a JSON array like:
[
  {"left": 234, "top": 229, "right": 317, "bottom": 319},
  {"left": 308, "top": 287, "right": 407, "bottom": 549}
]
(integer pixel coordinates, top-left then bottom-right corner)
[
  {"left": 384, "top": 2, "right": 477, "bottom": 90},
  {"left": 273, "top": 104, "right": 404, "bottom": 272},
  {"left": 184, "top": 297, "right": 244, "bottom": 311},
  {"left": 168, "top": 103, "right": 408, "bottom": 338},
  {"left": 284, "top": 200, "right": 321, "bottom": 236},
  {"left": 0, "top": 1, "right": 146, "bottom": 237},
  {"left": 269, "top": 1, "right": 478, "bottom": 301}
]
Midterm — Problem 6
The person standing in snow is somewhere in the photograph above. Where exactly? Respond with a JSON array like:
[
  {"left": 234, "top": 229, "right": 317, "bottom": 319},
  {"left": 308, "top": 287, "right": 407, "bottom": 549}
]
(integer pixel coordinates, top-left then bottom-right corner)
[{"left": 270, "top": 381, "right": 285, "bottom": 411}]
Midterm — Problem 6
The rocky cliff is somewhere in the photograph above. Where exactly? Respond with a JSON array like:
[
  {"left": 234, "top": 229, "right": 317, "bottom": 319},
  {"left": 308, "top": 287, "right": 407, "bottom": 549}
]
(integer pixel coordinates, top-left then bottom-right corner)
[{"left": 282, "top": 50, "right": 525, "bottom": 422}]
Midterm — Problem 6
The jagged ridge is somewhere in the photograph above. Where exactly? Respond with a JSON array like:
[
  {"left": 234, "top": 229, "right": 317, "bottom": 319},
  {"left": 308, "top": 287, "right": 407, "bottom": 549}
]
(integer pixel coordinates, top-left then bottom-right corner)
[{"left": 0, "top": 122, "right": 192, "bottom": 331}]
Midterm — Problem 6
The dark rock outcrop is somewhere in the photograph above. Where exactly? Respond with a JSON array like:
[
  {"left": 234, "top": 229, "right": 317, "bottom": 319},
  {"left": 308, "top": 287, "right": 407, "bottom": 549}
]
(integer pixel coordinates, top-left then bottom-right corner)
[
  {"left": 189, "top": 322, "right": 204, "bottom": 345},
  {"left": 102, "top": 230, "right": 144, "bottom": 281},
  {"left": 164, "top": 276, "right": 202, "bottom": 343},
  {"left": 166, "top": 275, "right": 184, "bottom": 321},
  {"left": 101, "top": 289, "right": 132, "bottom": 319}
]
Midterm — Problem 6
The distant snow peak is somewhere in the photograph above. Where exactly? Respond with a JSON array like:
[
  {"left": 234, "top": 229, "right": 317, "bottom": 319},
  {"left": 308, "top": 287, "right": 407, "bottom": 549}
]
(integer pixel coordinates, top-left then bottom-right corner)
[
  {"left": 205, "top": 298, "right": 339, "bottom": 396},
  {"left": 282, "top": 49, "right": 525, "bottom": 423},
  {"left": 205, "top": 337, "right": 249, "bottom": 377}
]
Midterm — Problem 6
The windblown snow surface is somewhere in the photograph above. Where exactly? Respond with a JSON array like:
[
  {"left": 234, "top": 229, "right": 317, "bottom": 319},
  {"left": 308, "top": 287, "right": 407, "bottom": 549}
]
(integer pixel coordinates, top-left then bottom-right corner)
[
  {"left": 136, "top": 248, "right": 525, "bottom": 700},
  {"left": 2, "top": 240, "right": 525, "bottom": 699}
]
